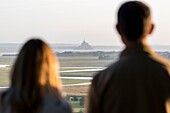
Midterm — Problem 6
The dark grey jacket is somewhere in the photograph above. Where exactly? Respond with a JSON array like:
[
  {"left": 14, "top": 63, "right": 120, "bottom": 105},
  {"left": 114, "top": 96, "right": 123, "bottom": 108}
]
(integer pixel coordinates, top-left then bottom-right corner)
[
  {"left": 0, "top": 92, "right": 72, "bottom": 113},
  {"left": 88, "top": 44, "right": 170, "bottom": 113}
]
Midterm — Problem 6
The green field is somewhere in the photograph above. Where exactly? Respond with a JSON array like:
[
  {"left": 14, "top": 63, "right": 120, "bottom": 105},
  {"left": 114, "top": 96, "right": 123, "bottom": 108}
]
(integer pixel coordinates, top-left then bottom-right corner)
[
  {"left": 59, "top": 56, "right": 112, "bottom": 67},
  {"left": 0, "top": 56, "right": 115, "bottom": 113},
  {"left": 0, "top": 56, "right": 114, "bottom": 87}
]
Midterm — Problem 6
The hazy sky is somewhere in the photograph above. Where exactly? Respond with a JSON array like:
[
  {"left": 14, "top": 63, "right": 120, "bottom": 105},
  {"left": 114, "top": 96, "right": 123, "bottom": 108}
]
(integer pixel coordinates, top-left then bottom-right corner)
[{"left": 0, "top": 0, "right": 170, "bottom": 45}]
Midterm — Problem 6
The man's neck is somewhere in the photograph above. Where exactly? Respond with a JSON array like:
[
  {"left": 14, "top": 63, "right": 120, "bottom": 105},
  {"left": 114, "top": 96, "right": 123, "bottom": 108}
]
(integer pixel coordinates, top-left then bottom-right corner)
[{"left": 124, "top": 36, "right": 148, "bottom": 47}]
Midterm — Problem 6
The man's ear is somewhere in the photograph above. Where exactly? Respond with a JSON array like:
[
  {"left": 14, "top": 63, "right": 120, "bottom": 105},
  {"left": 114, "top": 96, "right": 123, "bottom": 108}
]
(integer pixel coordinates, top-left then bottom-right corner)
[
  {"left": 149, "top": 23, "right": 154, "bottom": 34},
  {"left": 116, "top": 24, "right": 123, "bottom": 35},
  {"left": 116, "top": 24, "right": 127, "bottom": 45}
]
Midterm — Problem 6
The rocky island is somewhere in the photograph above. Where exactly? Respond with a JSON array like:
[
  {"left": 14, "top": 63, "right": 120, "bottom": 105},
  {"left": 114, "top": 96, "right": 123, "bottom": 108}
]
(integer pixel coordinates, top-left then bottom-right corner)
[{"left": 74, "top": 40, "right": 93, "bottom": 50}]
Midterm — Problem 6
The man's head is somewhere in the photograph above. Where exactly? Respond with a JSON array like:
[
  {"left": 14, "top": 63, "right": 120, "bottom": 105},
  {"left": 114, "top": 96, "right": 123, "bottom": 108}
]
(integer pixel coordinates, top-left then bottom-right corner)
[{"left": 116, "top": 1, "right": 154, "bottom": 44}]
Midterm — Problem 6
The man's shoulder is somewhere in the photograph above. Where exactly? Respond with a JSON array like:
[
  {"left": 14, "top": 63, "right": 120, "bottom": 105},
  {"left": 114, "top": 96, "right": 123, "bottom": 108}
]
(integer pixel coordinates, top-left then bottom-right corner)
[
  {"left": 94, "top": 59, "right": 126, "bottom": 78},
  {"left": 153, "top": 52, "right": 170, "bottom": 64},
  {"left": 91, "top": 61, "right": 123, "bottom": 97},
  {"left": 92, "top": 62, "right": 120, "bottom": 87},
  {"left": 93, "top": 54, "right": 170, "bottom": 84}
]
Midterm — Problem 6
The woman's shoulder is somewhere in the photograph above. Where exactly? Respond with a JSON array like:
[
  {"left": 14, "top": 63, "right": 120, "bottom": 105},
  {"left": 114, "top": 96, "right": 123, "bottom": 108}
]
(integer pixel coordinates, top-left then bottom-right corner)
[
  {"left": 0, "top": 90, "right": 9, "bottom": 112},
  {"left": 0, "top": 90, "right": 7, "bottom": 102},
  {"left": 53, "top": 99, "right": 72, "bottom": 113},
  {"left": 41, "top": 95, "right": 72, "bottom": 113}
]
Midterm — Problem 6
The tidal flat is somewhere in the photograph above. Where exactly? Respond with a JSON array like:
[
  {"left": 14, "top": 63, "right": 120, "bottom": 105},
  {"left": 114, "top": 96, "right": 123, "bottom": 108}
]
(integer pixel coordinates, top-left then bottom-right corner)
[{"left": 0, "top": 56, "right": 114, "bottom": 88}]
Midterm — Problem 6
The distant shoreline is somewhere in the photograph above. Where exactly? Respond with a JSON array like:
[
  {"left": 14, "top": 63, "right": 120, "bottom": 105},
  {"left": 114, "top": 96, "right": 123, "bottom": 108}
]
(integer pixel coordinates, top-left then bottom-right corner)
[{"left": 2, "top": 51, "right": 170, "bottom": 60}]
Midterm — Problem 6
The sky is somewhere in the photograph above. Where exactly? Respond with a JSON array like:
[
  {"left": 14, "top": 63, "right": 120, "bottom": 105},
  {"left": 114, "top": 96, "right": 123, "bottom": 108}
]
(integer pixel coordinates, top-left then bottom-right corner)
[{"left": 0, "top": 0, "right": 170, "bottom": 45}]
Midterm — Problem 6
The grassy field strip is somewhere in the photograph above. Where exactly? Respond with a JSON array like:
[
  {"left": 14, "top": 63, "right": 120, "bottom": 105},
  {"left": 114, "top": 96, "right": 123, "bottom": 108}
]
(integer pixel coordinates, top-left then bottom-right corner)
[
  {"left": 0, "top": 87, "right": 8, "bottom": 89},
  {"left": 60, "top": 69, "right": 103, "bottom": 73},
  {"left": 60, "top": 67, "right": 106, "bottom": 69},
  {"left": 0, "top": 66, "right": 106, "bottom": 68},
  {"left": 0, "top": 65, "right": 106, "bottom": 69},
  {"left": 0, "top": 65, "right": 10, "bottom": 67},
  {"left": 62, "top": 82, "right": 91, "bottom": 86},
  {"left": 0, "top": 82, "right": 91, "bottom": 89},
  {"left": 60, "top": 77, "right": 92, "bottom": 80},
  {"left": 0, "top": 66, "right": 106, "bottom": 69}
]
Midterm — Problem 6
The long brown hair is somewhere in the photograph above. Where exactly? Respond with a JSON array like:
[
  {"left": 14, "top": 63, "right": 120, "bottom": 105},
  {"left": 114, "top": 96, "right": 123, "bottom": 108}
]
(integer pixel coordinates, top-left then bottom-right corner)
[{"left": 2, "top": 39, "right": 62, "bottom": 113}]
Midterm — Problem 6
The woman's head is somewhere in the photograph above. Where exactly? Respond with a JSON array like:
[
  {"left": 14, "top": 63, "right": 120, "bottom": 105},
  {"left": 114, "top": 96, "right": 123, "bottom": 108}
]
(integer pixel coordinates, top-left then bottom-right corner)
[
  {"left": 1, "top": 38, "right": 63, "bottom": 113},
  {"left": 10, "top": 38, "right": 61, "bottom": 99}
]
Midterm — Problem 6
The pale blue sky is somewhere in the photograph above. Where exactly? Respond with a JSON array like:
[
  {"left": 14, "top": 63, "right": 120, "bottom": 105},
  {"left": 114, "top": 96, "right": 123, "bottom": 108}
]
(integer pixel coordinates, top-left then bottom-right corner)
[{"left": 0, "top": 0, "right": 170, "bottom": 45}]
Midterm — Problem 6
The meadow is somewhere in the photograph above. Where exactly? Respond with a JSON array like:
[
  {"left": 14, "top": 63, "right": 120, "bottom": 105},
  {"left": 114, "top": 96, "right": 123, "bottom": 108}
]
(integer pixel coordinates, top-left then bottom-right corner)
[
  {"left": 0, "top": 55, "right": 115, "bottom": 113},
  {"left": 0, "top": 56, "right": 114, "bottom": 87}
]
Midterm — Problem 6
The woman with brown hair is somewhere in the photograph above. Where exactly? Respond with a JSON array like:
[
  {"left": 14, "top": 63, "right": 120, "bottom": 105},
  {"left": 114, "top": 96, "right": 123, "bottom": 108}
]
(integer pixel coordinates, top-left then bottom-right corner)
[{"left": 0, "top": 39, "right": 72, "bottom": 113}]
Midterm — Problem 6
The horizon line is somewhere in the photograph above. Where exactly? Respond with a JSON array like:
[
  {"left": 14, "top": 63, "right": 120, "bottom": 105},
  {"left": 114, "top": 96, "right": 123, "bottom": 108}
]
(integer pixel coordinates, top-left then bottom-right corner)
[{"left": 0, "top": 43, "right": 170, "bottom": 46}]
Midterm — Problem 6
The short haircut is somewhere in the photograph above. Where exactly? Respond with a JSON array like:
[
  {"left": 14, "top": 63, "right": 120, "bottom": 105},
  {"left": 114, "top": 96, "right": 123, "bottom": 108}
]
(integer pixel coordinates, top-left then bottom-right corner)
[{"left": 117, "top": 1, "right": 151, "bottom": 41}]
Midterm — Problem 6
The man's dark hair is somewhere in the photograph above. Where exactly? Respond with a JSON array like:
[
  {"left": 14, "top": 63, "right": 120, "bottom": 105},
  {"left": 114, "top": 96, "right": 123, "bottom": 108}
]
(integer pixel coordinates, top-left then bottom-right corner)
[{"left": 117, "top": 1, "right": 151, "bottom": 41}]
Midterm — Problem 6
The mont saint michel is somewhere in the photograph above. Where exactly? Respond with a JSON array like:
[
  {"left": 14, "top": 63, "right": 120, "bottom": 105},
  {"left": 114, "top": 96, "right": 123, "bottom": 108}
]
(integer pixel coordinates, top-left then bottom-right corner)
[{"left": 74, "top": 40, "right": 93, "bottom": 50}]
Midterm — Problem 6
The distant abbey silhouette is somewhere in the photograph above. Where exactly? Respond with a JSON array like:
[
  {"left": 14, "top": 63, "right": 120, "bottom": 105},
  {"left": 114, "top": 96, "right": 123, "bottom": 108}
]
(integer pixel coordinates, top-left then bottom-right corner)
[{"left": 75, "top": 40, "right": 93, "bottom": 50}]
